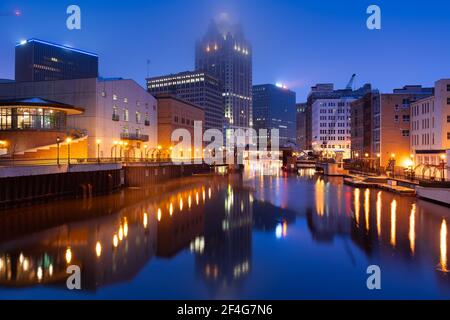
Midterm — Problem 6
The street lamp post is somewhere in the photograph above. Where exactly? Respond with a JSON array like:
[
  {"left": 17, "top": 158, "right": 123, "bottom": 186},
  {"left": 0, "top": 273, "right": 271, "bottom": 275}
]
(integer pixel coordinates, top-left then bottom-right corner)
[
  {"left": 56, "top": 137, "right": 61, "bottom": 165},
  {"left": 112, "top": 141, "right": 118, "bottom": 161},
  {"left": 143, "top": 145, "right": 148, "bottom": 161},
  {"left": 440, "top": 154, "right": 446, "bottom": 182},
  {"left": 390, "top": 153, "right": 396, "bottom": 179},
  {"left": 157, "top": 145, "right": 162, "bottom": 162},
  {"left": 96, "top": 139, "right": 101, "bottom": 164},
  {"left": 66, "top": 138, "right": 72, "bottom": 165}
]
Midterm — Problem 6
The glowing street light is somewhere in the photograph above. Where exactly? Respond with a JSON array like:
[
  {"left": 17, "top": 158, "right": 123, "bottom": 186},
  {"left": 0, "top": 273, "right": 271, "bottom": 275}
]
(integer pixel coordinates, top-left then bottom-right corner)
[
  {"left": 66, "top": 137, "right": 72, "bottom": 165},
  {"left": 96, "top": 139, "right": 102, "bottom": 164}
]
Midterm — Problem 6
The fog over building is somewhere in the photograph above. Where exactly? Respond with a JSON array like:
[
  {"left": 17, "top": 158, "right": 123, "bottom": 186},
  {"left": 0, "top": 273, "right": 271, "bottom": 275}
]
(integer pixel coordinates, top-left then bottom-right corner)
[{"left": 195, "top": 14, "right": 253, "bottom": 134}]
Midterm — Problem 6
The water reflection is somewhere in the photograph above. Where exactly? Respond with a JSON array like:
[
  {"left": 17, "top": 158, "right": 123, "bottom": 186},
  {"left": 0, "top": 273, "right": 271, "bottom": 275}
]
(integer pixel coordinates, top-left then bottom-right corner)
[
  {"left": 391, "top": 200, "right": 397, "bottom": 248},
  {"left": 441, "top": 220, "right": 448, "bottom": 273},
  {"left": 0, "top": 168, "right": 450, "bottom": 298}
]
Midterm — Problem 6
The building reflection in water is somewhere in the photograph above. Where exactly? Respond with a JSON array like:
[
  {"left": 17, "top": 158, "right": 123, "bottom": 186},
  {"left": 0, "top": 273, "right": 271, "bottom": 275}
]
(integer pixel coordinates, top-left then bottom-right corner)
[
  {"left": 194, "top": 175, "right": 253, "bottom": 297},
  {"left": 305, "top": 174, "right": 450, "bottom": 285},
  {"left": 0, "top": 201, "right": 158, "bottom": 290},
  {"left": 1, "top": 165, "right": 450, "bottom": 297}
]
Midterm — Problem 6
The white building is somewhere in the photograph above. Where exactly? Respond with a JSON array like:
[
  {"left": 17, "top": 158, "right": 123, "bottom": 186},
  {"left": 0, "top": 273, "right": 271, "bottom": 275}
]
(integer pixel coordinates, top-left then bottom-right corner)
[
  {"left": 312, "top": 98, "right": 354, "bottom": 159},
  {"left": 0, "top": 78, "right": 158, "bottom": 158},
  {"left": 411, "top": 79, "right": 450, "bottom": 178}
]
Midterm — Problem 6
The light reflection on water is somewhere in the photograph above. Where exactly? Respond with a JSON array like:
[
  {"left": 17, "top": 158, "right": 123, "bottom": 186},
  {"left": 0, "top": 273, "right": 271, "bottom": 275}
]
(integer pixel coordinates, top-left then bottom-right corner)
[{"left": 0, "top": 165, "right": 450, "bottom": 299}]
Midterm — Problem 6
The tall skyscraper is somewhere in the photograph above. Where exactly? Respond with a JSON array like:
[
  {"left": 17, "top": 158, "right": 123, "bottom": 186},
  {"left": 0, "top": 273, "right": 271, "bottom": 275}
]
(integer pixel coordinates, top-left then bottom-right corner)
[
  {"left": 195, "top": 15, "right": 252, "bottom": 133},
  {"left": 15, "top": 39, "right": 99, "bottom": 82},
  {"left": 147, "top": 71, "right": 223, "bottom": 131},
  {"left": 253, "top": 84, "right": 297, "bottom": 147}
]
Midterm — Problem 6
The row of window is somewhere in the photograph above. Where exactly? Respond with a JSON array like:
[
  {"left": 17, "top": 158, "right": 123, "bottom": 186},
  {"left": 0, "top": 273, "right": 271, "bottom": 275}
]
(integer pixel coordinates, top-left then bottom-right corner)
[
  {"left": 319, "top": 122, "right": 350, "bottom": 128},
  {"left": 319, "top": 129, "right": 351, "bottom": 134},
  {"left": 174, "top": 116, "right": 195, "bottom": 126},
  {"left": 319, "top": 109, "right": 351, "bottom": 114},
  {"left": 320, "top": 145, "right": 351, "bottom": 149},
  {"left": 318, "top": 136, "right": 351, "bottom": 141},
  {"left": 394, "top": 115, "right": 410, "bottom": 123},
  {"left": 112, "top": 107, "right": 150, "bottom": 125}
]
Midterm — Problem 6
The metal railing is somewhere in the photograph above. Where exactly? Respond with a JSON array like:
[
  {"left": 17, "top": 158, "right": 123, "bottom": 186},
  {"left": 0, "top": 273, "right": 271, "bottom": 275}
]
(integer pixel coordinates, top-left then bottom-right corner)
[
  {"left": 120, "top": 133, "right": 150, "bottom": 142},
  {"left": 0, "top": 157, "right": 216, "bottom": 168}
]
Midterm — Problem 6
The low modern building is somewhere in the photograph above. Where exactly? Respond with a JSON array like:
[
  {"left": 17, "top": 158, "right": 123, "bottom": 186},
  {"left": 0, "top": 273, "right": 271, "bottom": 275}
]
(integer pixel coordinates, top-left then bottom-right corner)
[
  {"left": 296, "top": 103, "right": 307, "bottom": 150},
  {"left": 0, "top": 78, "right": 158, "bottom": 159},
  {"left": 252, "top": 84, "right": 297, "bottom": 147},
  {"left": 311, "top": 97, "right": 354, "bottom": 159},
  {"left": 147, "top": 71, "right": 223, "bottom": 131},
  {"left": 155, "top": 94, "right": 205, "bottom": 161},
  {"left": 15, "top": 39, "right": 99, "bottom": 82},
  {"left": 0, "top": 97, "right": 86, "bottom": 158},
  {"left": 411, "top": 79, "right": 450, "bottom": 179}
]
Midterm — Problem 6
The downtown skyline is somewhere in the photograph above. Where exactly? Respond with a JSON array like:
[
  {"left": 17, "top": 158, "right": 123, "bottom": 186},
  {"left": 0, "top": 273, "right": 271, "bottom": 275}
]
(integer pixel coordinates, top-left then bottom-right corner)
[{"left": 1, "top": 0, "right": 450, "bottom": 101}]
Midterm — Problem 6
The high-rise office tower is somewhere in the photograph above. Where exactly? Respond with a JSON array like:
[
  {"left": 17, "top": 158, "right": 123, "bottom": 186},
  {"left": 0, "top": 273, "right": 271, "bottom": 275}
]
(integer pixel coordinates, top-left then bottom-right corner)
[
  {"left": 15, "top": 39, "right": 98, "bottom": 82},
  {"left": 147, "top": 71, "right": 223, "bottom": 131},
  {"left": 253, "top": 84, "right": 297, "bottom": 147},
  {"left": 195, "top": 15, "right": 252, "bottom": 133}
]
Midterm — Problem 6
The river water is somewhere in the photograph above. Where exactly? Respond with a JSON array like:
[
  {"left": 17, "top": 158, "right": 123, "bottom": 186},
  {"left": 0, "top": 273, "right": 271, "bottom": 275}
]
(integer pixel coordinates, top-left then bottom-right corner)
[{"left": 0, "top": 165, "right": 450, "bottom": 299}]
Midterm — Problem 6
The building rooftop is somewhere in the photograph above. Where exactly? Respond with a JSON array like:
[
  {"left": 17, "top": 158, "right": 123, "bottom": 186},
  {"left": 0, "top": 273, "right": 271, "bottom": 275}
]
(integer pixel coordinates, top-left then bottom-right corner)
[
  {"left": 154, "top": 93, "right": 204, "bottom": 111},
  {"left": 16, "top": 39, "right": 98, "bottom": 57},
  {"left": 0, "top": 97, "right": 84, "bottom": 115}
]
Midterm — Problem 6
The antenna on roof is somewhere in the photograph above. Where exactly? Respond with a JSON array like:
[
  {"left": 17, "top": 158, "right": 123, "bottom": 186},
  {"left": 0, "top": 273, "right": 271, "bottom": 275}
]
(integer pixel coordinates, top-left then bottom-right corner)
[{"left": 146, "top": 59, "right": 151, "bottom": 78}]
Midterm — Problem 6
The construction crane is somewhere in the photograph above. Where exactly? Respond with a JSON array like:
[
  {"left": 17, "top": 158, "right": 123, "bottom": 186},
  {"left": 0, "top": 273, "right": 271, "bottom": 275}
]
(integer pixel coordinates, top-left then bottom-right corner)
[{"left": 346, "top": 74, "right": 356, "bottom": 90}]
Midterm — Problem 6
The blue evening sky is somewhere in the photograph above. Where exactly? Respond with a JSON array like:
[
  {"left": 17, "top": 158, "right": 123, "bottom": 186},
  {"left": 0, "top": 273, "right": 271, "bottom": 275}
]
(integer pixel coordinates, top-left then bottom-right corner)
[{"left": 0, "top": 0, "right": 449, "bottom": 101}]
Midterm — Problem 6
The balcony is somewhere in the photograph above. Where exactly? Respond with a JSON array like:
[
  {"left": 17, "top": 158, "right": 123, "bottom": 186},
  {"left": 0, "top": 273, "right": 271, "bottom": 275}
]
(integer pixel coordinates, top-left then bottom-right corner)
[{"left": 120, "top": 133, "right": 149, "bottom": 142}]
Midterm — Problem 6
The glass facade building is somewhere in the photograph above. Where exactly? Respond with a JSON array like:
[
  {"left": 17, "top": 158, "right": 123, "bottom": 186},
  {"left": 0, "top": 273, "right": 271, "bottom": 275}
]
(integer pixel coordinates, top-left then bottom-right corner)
[
  {"left": 15, "top": 39, "right": 98, "bottom": 82},
  {"left": 252, "top": 84, "right": 297, "bottom": 147},
  {"left": 0, "top": 98, "right": 83, "bottom": 131}
]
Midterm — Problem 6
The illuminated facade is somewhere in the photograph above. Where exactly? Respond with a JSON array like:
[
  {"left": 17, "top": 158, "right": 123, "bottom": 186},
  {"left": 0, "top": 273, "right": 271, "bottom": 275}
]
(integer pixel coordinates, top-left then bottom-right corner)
[
  {"left": 155, "top": 94, "right": 205, "bottom": 161},
  {"left": 15, "top": 39, "right": 98, "bottom": 82},
  {"left": 0, "top": 98, "right": 84, "bottom": 156},
  {"left": 306, "top": 83, "right": 372, "bottom": 150},
  {"left": 0, "top": 78, "right": 157, "bottom": 159},
  {"left": 312, "top": 97, "right": 355, "bottom": 159},
  {"left": 147, "top": 71, "right": 223, "bottom": 131},
  {"left": 195, "top": 16, "right": 253, "bottom": 132},
  {"left": 411, "top": 79, "right": 450, "bottom": 177},
  {"left": 372, "top": 86, "right": 433, "bottom": 170}
]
